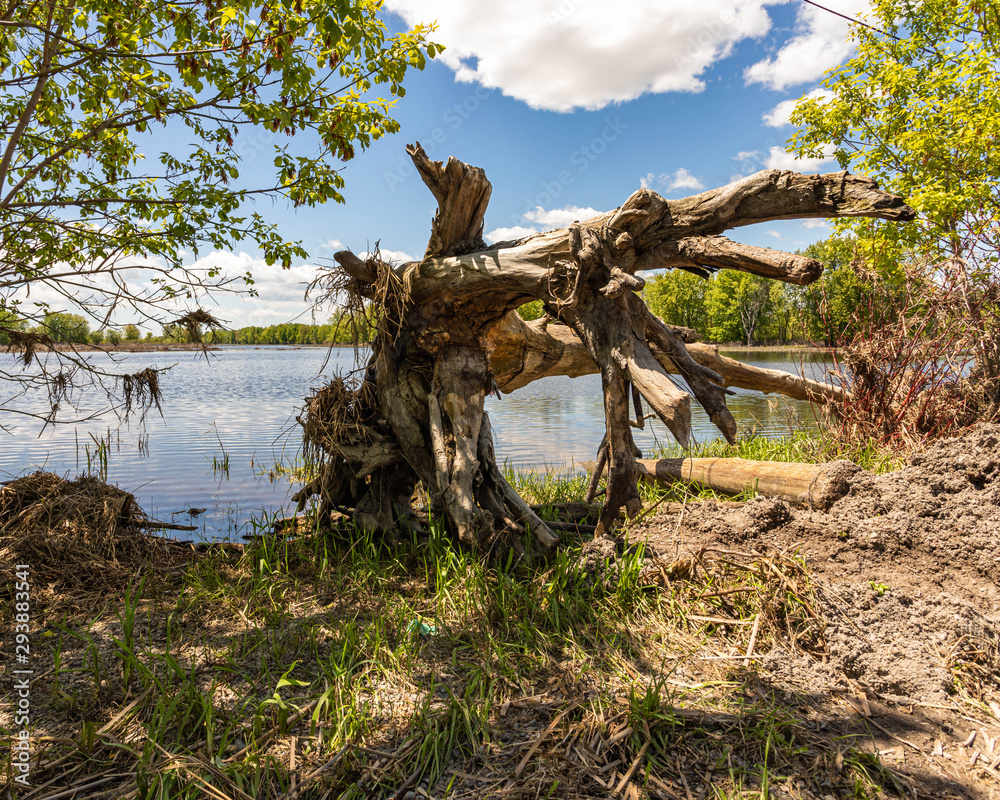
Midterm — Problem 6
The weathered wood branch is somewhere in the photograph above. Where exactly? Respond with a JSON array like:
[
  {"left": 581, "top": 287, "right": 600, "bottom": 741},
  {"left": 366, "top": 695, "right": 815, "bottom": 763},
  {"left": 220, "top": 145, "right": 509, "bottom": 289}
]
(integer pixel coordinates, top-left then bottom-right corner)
[
  {"left": 394, "top": 170, "right": 913, "bottom": 310},
  {"left": 407, "top": 142, "right": 491, "bottom": 259},
  {"left": 584, "top": 456, "right": 860, "bottom": 510},
  {"left": 652, "top": 236, "right": 823, "bottom": 285},
  {"left": 301, "top": 146, "right": 913, "bottom": 551},
  {"left": 488, "top": 313, "right": 845, "bottom": 406}
]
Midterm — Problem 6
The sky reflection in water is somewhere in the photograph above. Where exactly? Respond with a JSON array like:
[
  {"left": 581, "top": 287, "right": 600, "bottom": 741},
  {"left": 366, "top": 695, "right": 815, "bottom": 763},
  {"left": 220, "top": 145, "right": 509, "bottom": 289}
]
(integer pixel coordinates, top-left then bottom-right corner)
[{"left": 0, "top": 346, "right": 834, "bottom": 540}]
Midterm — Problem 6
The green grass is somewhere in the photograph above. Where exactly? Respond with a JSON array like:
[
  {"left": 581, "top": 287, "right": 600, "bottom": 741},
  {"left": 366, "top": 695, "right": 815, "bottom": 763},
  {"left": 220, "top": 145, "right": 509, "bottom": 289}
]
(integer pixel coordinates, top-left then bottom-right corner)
[
  {"left": 7, "top": 434, "right": 923, "bottom": 799},
  {"left": 651, "top": 430, "right": 904, "bottom": 474},
  {"left": 11, "top": 483, "right": 921, "bottom": 800}
]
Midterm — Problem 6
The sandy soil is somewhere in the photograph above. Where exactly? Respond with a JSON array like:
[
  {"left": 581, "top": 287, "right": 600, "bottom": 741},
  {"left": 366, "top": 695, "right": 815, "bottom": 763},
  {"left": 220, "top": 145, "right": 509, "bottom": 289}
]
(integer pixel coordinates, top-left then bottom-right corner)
[{"left": 630, "top": 423, "right": 1000, "bottom": 798}]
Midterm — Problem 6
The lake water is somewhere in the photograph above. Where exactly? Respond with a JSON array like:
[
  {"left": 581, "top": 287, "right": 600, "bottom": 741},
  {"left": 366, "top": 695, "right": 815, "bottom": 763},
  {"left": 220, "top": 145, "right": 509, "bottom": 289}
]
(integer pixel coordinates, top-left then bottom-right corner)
[{"left": 0, "top": 346, "right": 834, "bottom": 540}]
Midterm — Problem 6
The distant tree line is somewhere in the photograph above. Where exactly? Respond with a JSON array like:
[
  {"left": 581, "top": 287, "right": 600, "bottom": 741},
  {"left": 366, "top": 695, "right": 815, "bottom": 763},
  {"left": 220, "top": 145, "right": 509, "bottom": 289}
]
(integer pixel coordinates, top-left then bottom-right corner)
[
  {"left": 642, "top": 235, "right": 875, "bottom": 347},
  {"left": 0, "top": 312, "right": 370, "bottom": 347},
  {"left": 0, "top": 312, "right": 143, "bottom": 345},
  {"left": 0, "top": 238, "right": 878, "bottom": 351},
  {"left": 160, "top": 312, "right": 374, "bottom": 346}
]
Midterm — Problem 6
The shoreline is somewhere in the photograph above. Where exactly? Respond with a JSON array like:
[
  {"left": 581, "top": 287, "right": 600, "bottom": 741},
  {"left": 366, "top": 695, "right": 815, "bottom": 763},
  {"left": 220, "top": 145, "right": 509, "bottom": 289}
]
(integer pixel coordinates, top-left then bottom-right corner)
[{"left": 32, "top": 341, "right": 835, "bottom": 354}]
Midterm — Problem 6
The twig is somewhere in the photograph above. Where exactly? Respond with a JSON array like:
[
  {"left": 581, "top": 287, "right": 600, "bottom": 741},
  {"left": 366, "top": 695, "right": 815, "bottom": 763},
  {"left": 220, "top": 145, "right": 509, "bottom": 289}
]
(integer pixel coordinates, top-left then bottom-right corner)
[
  {"left": 614, "top": 741, "right": 649, "bottom": 795},
  {"left": 514, "top": 703, "right": 581, "bottom": 779},
  {"left": 745, "top": 613, "right": 762, "bottom": 659},
  {"left": 275, "top": 744, "right": 351, "bottom": 800}
]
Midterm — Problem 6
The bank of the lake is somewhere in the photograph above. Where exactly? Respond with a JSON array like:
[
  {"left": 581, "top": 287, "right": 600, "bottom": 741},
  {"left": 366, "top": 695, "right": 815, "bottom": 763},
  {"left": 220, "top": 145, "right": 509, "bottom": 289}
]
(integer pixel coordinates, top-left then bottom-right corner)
[
  {"left": 3, "top": 424, "right": 998, "bottom": 800},
  {"left": 0, "top": 346, "right": 835, "bottom": 540}
]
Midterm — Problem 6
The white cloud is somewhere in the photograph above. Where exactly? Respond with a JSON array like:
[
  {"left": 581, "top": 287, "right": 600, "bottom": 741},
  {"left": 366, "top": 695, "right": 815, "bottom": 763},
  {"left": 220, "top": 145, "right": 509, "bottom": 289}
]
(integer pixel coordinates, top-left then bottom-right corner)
[
  {"left": 745, "top": 0, "right": 870, "bottom": 91},
  {"left": 764, "top": 144, "right": 836, "bottom": 173},
  {"left": 192, "top": 251, "right": 312, "bottom": 305},
  {"left": 667, "top": 168, "right": 704, "bottom": 192},
  {"left": 762, "top": 88, "right": 833, "bottom": 128},
  {"left": 523, "top": 205, "right": 603, "bottom": 229},
  {"left": 801, "top": 218, "right": 830, "bottom": 229},
  {"left": 483, "top": 225, "right": 539, "bottom": 244},
  {"left": 485, "top": 204, "right": 610, "bottom": 244},
  {"left": 321, "top": 238, "right": 345, "bottom": 250},
  {"left": 387, "top": 0, "right": 775, "bottom": 111},
  {"left": 639, "top": 168, "right": 705, "bottom": 193},
  {"left": 765, "top": 230, "right": 783, "bottom": 239},
  {"left": 360, "top": 248, "right": 416, "bottom": 264}
]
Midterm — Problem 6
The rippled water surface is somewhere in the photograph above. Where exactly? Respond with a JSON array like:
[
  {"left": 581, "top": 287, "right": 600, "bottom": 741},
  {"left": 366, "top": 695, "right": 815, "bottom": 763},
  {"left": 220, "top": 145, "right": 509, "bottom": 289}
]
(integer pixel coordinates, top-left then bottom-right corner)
[{"left": 0, "top": 346, "right": 834, "bottom": 540}]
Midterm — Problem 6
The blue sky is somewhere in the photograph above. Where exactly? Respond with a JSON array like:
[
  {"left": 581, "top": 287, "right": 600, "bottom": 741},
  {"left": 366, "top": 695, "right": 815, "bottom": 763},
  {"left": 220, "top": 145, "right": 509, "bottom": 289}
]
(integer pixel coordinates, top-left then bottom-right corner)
[{"left": 113, "top": 0, "right": 872, "bottom": 329}]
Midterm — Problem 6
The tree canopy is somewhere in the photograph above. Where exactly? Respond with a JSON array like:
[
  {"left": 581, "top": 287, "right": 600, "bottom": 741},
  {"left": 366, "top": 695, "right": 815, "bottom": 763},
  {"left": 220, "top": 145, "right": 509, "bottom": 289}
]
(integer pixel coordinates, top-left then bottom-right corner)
[
  {"left": 0, "top": 0, "right": 435, "bottom": 422},
  {"left": 789, "top": 0, "right": 1000, "bottom": 433},
  {"left": 789, "top": 0, "right": 1000, "bottom": 266}
]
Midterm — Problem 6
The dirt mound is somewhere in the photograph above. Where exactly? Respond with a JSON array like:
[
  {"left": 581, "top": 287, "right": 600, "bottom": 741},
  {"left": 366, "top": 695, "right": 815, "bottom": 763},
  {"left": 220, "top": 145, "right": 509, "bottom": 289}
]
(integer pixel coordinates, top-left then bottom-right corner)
[
  {"left": 634, "top": 423, "right": 1000, "bottom": 707},
  {"left": 0, "top": 472, "right": 173, "bottom": 602}
]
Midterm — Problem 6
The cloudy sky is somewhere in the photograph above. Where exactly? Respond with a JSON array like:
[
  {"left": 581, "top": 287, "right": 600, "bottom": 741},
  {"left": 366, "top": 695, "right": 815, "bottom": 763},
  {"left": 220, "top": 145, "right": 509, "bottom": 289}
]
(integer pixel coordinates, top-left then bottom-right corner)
[{"left": 114, "top": 0, "right": 870, "bottom": 329}]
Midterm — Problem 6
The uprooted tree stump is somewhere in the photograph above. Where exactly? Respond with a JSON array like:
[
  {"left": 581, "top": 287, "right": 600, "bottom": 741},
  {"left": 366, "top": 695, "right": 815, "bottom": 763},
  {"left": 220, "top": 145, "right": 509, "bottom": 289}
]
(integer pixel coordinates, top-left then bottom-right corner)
[{"left": 294, "top": 144, "right": 914, "bottom": 555}]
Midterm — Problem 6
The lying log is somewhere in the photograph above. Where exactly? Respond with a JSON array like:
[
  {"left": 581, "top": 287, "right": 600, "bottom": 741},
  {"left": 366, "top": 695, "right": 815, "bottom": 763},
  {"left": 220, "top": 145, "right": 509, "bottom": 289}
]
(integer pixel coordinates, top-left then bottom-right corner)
[{"left": 583, "top": 457, "right": 860, "bottom": 510}]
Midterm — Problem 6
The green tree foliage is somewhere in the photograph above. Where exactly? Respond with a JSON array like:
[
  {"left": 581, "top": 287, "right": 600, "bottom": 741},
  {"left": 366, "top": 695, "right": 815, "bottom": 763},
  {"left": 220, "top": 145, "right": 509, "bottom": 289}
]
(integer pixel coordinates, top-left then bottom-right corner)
[
  {"left": 0, "top": 0, "right": 435, "bottom": 418},
  {"left": 642, "top": 269, "right": 708, "bottom": 331},
  {"left": 705, "top": 272, "right": 774, "bottom": 346},
  {"left": 0, "top": 308, "right": 22, "bottom": 344},
  {"left": 789, "top": 0, "right": 1000, "bottom": 266},
  {"left": 790, "top": 1, "right": 1000, "bottom": 428},
  {"left": 41, "top": 312, "right": 90, "bottom": 343},
  {"left": 123, "top": 324, "right": 141, "bottom": 342},
  {"left": 800, "top": 236, "right": 864, "bottom": 346},
  {"left": 517, "top": 300, "right": 545, "bottom": 321}
]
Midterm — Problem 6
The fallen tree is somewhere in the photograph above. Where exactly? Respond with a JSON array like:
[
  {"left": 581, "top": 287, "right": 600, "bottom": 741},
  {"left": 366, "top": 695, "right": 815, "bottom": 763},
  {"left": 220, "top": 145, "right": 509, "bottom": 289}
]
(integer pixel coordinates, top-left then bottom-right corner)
[
  {"left": 295, "top": 144, "right": 914, "bottom": 554},
  {"left": 581, "top": 456, "right": 859, "bottom": 511}
]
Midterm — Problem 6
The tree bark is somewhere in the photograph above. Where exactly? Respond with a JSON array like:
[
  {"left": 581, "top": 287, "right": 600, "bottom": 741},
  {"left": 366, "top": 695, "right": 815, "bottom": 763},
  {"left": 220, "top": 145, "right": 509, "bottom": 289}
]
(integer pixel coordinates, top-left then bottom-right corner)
[
  {"left": 297, "top": 143, "right": 913, "bottom": 552},
  {"left": 584, "top": 456, "right": 860, "bottom": 510}
]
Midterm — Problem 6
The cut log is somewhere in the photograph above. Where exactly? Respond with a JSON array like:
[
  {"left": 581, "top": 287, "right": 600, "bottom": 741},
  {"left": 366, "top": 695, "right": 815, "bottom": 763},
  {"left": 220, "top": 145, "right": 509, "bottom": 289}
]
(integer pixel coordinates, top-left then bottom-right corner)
[{"left": 583, "top": 457, "right": 860, "bottom": 510}]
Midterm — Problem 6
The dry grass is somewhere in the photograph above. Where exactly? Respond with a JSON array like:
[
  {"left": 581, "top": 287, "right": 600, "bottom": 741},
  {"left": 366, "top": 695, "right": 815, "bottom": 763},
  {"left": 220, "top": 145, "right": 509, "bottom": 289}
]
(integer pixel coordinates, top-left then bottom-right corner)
[{"left": 0, "top": 472, "right": 174, "bottom": 604}]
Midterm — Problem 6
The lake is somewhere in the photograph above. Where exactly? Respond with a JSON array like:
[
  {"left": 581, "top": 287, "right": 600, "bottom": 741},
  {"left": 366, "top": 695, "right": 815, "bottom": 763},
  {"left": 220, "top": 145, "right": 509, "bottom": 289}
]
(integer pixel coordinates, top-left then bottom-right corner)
[{"left": 0, "top": 346, "right": 834, "bottom": 540}]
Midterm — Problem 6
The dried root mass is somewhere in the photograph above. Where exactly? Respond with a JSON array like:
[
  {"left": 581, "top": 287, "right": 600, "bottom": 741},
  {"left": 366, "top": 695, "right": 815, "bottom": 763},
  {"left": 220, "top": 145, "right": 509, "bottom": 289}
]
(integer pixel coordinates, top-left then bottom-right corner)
[{"left": 0, "top": 472, "right": 172, "bottom": 603}]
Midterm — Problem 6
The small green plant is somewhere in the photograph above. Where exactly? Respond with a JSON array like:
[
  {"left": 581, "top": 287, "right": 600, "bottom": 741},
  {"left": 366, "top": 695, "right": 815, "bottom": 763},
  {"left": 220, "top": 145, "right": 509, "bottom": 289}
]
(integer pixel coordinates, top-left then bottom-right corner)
[
  {"left": 869, "top": 580, "right": 889, "bottom": 597},
  {"left": 210, "top": 422, "right": 231, "bottom": 476},
  {"left": 83, "top": 430, "right": 112, "bottom": 480}
]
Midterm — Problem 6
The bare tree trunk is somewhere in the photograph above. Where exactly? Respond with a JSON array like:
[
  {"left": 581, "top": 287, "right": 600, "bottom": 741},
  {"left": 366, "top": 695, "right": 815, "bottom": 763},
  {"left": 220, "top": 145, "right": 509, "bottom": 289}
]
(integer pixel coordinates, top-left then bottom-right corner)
[
  {"left": 297, "top": 144, "right": 913, "bottom": 553},
  {"left": 583, "top": 456, "right": 859, "bottom": 510}
]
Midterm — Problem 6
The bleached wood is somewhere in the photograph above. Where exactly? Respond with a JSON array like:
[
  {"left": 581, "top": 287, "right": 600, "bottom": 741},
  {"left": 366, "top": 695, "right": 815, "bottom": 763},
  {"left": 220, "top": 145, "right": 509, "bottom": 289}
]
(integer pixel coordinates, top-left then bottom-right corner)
[
  {"left": 585, "top": 456, "right": 860, "bottom": 510},
  {"left": 489, "top": 313, "right": 844, "bottom": 406},
  {"left": 305, "top": 146, "right": 913, "bottom": 549}
]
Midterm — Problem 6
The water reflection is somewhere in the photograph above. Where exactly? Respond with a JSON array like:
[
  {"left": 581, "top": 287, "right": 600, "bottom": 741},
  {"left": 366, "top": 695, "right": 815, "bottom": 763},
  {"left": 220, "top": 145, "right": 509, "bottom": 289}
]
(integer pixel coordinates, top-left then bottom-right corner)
[
  {"left": 0, "top": 346, "right": 835, "bottom": 539},
  {"left": 488, "top": 348, "right": 832, "bottom": 469}
]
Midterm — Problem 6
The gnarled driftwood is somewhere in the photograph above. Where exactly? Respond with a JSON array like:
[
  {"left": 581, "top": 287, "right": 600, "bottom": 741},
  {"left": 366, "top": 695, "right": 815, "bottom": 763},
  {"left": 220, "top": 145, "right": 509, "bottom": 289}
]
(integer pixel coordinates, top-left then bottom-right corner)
[{"left": 296, "top": 144, "right": 913, "bottom": 552}]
